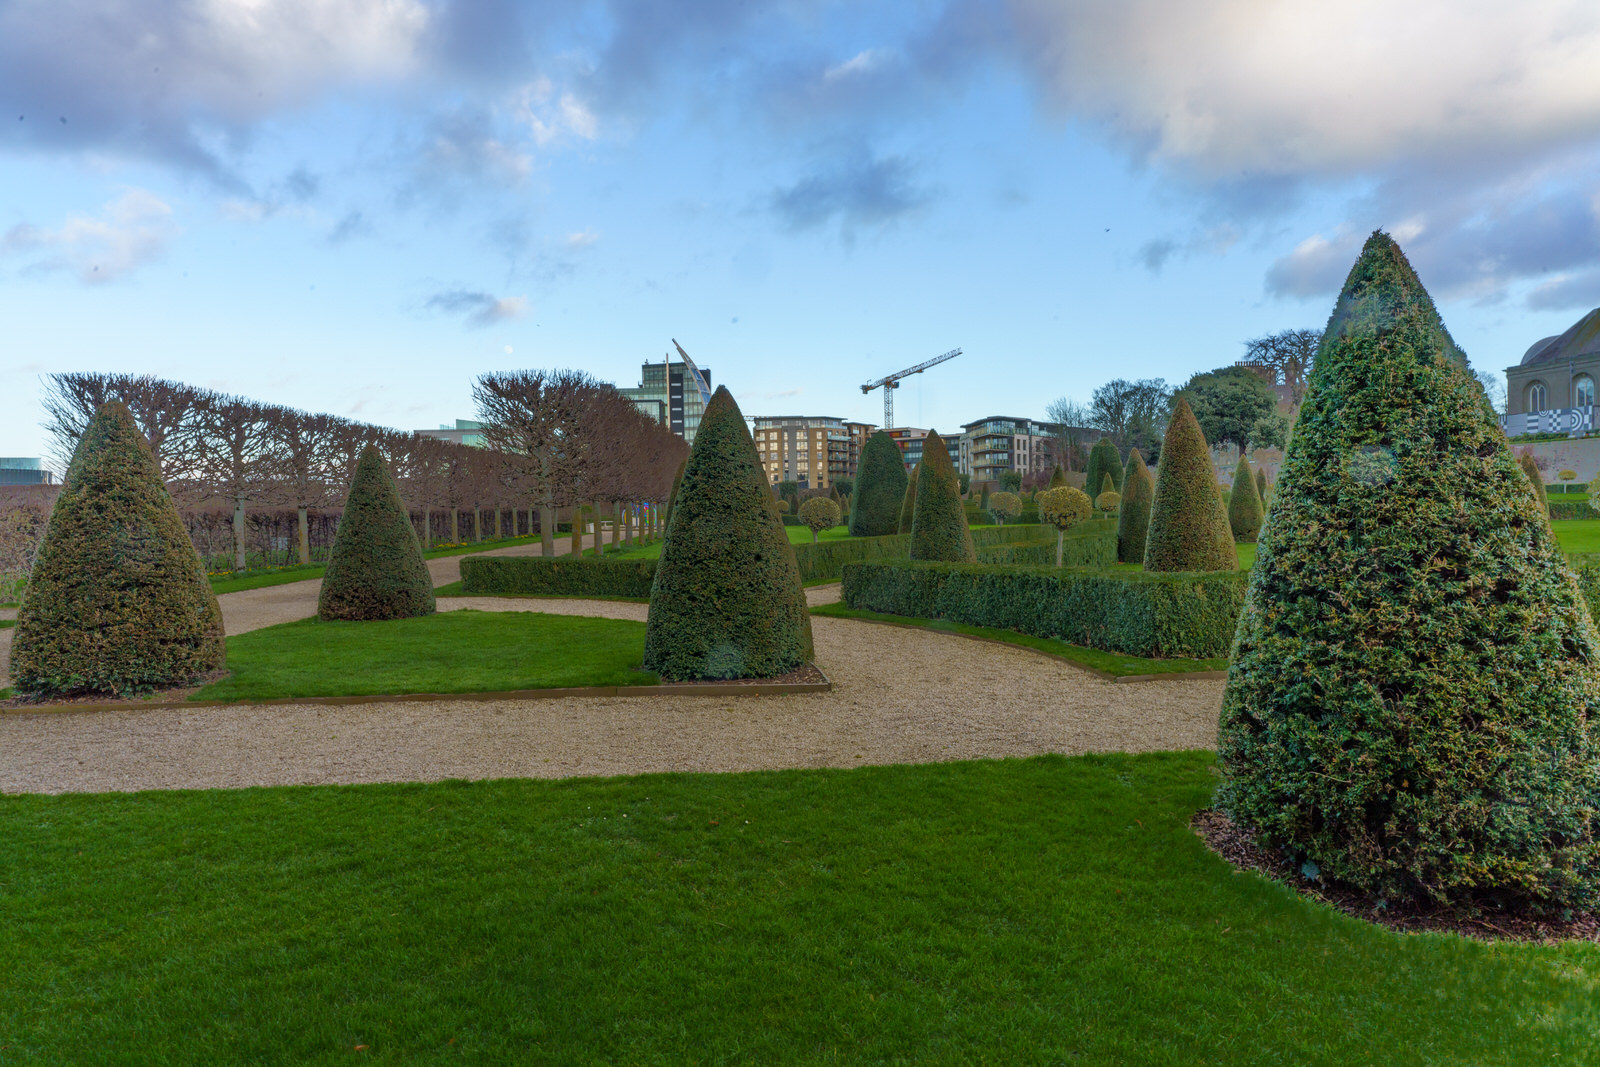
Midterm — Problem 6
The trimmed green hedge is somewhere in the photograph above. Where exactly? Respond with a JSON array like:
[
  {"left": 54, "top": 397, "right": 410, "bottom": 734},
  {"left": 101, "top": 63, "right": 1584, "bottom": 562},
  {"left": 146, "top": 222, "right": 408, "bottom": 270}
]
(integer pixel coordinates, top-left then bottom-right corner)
[
  {"left": 461, "top": 556, "right": 655, "bottom": 597},
  {"left": 974, "top": 529, "right": 1117, "bottom": 568},
  {"left": 1551, "top": 500, "right": 1594, "bottom": 521},
  {"left": 841, "top": 560, "right": 1247, "bottom": 658}
]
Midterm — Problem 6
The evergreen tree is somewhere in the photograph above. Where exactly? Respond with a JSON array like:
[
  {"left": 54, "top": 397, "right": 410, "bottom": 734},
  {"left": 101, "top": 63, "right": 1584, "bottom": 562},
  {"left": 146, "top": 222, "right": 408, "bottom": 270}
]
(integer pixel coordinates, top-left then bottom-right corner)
[
  {"left": 1143, "top": 397, "right": 1236, "bottom": 572},
  {"left": 1048, "top": 465, "right": 1068, "bottom": 489},
  {"left": 643, "top": 387, "right": 813, "bottom": 680},
  {"left": 977, "top": 482, "right": 989, "bottom": 511},
  {"left": 11, "top": 402, "right": 224, "bottom": 696},
  {"left": 909, "top": 430, "right": 976, "bottom": 562},
  {"left": 1227, "top": 456, "right": 1264, "bottom": 542},
  {"left": 1220, "top": 231, "right": 1600, "bottom": 914},
  {"left": 1116, "top": 448, "right": 1154, "bottom": 565},
  {"left": 849, "top": 431, "right": 907, "bottom": 537},
  {"left": 1255, "top": 465, "right": 1269, "bottom": 504},
  {"left": 1084, "top": 437, "right": 1124, "bottom": 499},
  {"left": 1519, "top": 452, "right": 1549, "bottom": 515},
  {"left": 318, "top": 445, "right": 436, "bottom": 621},
  {"left": 899, "top": 463, "right": 920, "bottom": 534},
  {"left": 665, "top": 458, "right": 686, "bottom": 528}
]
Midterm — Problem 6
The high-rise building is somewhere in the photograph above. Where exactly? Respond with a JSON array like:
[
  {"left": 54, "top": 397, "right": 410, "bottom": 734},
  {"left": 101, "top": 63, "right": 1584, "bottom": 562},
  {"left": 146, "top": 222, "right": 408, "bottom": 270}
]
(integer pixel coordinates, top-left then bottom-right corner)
[
  {"left": 958, "top": 416, "right": 1063, "bottom": 483},
  {"left": 0, "top": 458, "right": 52, "bottom": 485},
  {"left": 752, "top": 416, "right": 874, "bottom": 490},
  {"left": 621, "top": 360, "right": 713, "bottom": 446}
]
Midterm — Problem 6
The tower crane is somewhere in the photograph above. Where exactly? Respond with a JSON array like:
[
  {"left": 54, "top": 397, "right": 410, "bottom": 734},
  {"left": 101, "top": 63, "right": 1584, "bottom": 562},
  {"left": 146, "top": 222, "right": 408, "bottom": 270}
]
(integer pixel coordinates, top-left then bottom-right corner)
[{"left": 861, "top": 348, "right": 962, "bottom": 428}]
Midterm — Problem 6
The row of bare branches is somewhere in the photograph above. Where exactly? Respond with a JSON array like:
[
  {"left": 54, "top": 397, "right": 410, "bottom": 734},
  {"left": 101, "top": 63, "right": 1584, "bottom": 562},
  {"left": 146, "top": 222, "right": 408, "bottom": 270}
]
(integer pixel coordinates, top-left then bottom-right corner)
[{"left": 39, "top": 370, "right": 688, "bottom": 570}]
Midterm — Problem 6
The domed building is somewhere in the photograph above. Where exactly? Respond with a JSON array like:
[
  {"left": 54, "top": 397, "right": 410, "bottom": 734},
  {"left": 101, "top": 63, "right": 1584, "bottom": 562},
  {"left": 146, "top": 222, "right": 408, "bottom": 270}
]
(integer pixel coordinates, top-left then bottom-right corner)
[{"left": 1503, "top": 307, "right": 1600, "bottom": 435}]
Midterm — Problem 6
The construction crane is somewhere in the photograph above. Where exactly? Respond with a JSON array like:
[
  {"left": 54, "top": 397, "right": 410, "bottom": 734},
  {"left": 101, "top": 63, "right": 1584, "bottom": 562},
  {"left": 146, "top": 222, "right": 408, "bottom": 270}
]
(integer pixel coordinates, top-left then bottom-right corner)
[
  {"left": 861, "top": 348, "right": 962, "bottom": 429},
  {"left": 671, "top": 339, "right": 714, "bottom": 407}
]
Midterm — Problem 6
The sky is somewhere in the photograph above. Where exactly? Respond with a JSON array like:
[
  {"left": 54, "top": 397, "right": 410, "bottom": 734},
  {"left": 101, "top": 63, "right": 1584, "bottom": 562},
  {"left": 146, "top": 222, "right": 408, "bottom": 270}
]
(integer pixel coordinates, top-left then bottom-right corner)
[{"left": 5, "top": 0, "right": 1600, "bottom": 461}]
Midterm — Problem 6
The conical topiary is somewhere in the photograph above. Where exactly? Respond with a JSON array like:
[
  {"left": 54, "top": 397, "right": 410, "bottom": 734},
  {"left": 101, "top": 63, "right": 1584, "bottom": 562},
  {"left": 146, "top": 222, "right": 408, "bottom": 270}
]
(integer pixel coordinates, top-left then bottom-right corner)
[
  {"left": 665, "top": 458, "right": 686, "bottom": 529},
  {"left": 1227, "top": 456, "right": 1263, "bottom": 542},
  {"left": 977, "top": 482, "right": 989, "bottom": 511},
  {"left": 1219, "top": 231, "right": 1600, "bottom": 915},
  {"left": 849, "top": 431, "right": 908, "bottom": 537},
  {"left": 1255, "top": 465, "right": 1268, "bottom": 504},
  {"left": 11, "top": 402, "right": 224, "bottom": 697},
  {"left": 1099, "top": 472, "right": 1116, "bottom": 500},
  {"left": 319, "top": 444, "right": 436, "bottom": 621},
  {"left": 899, "top": 463, "right": 920, "bottom": 534},
  {"left": 643, "top": 386, "right": 813, "bottom": 680},
  {"left": 1117, "top": 449, "right": 1153, "bottom": 565},
  {"left": 1143, "top": 397, "right": 1236, "bottom": 572},
  {"left": 1085, "top": 437, "right": 1124, "bottom": 499},
  {"left": 1519, "top": 452, "right": 1549, "bottom": 515},
  {"left": 909, "top": 430, "right": 976, "bottom": 562},
  {"left": 1048, "top": 465, "right": 1068, "bottom": 489}
]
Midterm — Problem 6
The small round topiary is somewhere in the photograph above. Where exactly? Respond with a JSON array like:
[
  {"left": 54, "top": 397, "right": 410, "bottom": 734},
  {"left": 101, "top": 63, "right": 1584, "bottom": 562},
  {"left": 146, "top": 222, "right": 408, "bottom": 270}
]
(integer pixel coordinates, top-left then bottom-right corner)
[
  {"left": 11, "top": 402, "right": 224, "bottom": 697},
  {"left": 1227, "top": 456, "right": 1263, "bottom": 542},
  {"left": 776, "top": 499, "right": 790, "bottom": 514},
  {"left": 643, "top": 386, "right": 813, "bottom": 680},
  {"left": 899, "top": 463, "right": 920, "bottom": 535},
  {"left": 1519, "top": 452, "right": 1549, "bottom": 515},
  {"left": 1095, "top": 489, "right": 1121, "bottom": 511},
  {"left": 850, "top": 431, "right": 909, "bottom": 537},
  {"left": 318, "top": 444, "right": 436, "bottom": 621},
  {"left": 1116, "top": 449, "right": 1154, "bottom": 565},
  {"left": 1085, "top": 438, "right": 1124, "bottom": 499},
  {"left": 797, "top": 495, "right": 841, "bottom": 543},
  {"left": 909, "top": 430, "right": 976, "bottom": 562},
  {"left": 1038, "top": 485, "right": 1092, "bottom": 566},
  {"left": 987, "top": 490, "right": 1021, "bottom": 525},
  {"left": 1143, "top": 397, "right": 1237, "bottom": 572}
]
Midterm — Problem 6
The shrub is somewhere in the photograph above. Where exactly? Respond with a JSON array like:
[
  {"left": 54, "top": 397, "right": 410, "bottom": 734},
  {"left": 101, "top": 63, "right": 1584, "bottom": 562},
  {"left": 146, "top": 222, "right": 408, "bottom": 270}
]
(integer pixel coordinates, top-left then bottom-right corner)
[
  {"left": 1117, "top": 449, "right": 1154, "bottom": 565},
  {"left": 643, "top": 386, "right": 812, "bottom": 680},
  {"left": 462, "top": 555, "right": 655, "bottom": 597},
  {"left": 1038, "top": 485, "right": 1093, "bottom": 566},
  {"left": 776, "top": 499, "right": 790, "bottom": 514},
  {"left": 1227, "top": 456, "right": 1263, "bottom": 542},
  {"left": 987, "top": 491, "right": 1022, "bottom": 525},
  {"left": 666, "top": 458, "right": 686, "bottom": 526},
  {"left": 797, "top": 496, "right": 841, "bottom": 542},
  {"left": 842, "top": 560, "right": 1245, "bottom": 658},
  {"left": 319, "top": 444, "right": 436, "bottom": 621},
  {"left": 1519, "top": 452, "right": 1549, "bottom": 515},
  {"left": 1558, "top": 500, "right": 1595, "bottom": 521},
  {"left": 1048, "top": 465, "right": 1068, "bottom": 489},
  {"left": 850, "top": 431, "right": 909, "bottom": 537},
  {"left": 1095, "top": 489, "right": 1120, "bottom": 511},
  {"left": 975, "top": 529, "right": 1115, "bottom": 568},
  {"left": 977, "top": 483, "right": 989, "bottom": 512},
  {"left": 899, "top": 463, "right": 920, "bottom": 534},
  {"left": 1084, "top": 438, "right": 1124, "bottom": 498},
  {"left": 1560, "top": 469, "right": 1578, "bottom": 481},
  {"left": 908, "top": 430, "right": 976, "bottom": 562},
  {"left": 998, "top": 470, "right": 1022, "bottom": 493},
  {"left": 1143, "top": 397, "right": 1237, "bottom": 572},
  {"left": 11, "top": 402, "right": 225, "bottom": 696},
  {"left": 1255, "top": 465, "right": 1268, "bottom": 504},
  {"left": 1219, "top": 230, "right": 1600, "bottom": 915}
]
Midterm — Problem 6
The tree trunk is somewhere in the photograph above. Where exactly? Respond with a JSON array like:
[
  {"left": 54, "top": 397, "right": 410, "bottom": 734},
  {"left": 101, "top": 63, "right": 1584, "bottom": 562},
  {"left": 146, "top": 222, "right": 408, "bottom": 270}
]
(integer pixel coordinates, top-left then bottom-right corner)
[
  {"left": 473, "top": 508, "right": 481, "bottom": 542},
  {"left": 233, "top": 496, "right": 246, "bottom": 572},
  {"left": 297, "top": 506, "right": 310, "bottom": 565},
  {"left": 493, "top": 508, "right": 500, "bottom": 540},
  {"left": 540, "top": 504, "right": 555, "bottom": 557},
  {"left": 611, "top": 503, "right": 621, "bottom": 549},
  {"left": 1056, "top": 528, "right": 1064, "bottom": 568},
  {"left": 423, "top": 508, "right": 431, "bottom": 549},
  {"left": 571, "top": 506, "right": 583, "bottom": 556},
  {"left": 450, "top": 508, "right": 459, "bottom": 544}
]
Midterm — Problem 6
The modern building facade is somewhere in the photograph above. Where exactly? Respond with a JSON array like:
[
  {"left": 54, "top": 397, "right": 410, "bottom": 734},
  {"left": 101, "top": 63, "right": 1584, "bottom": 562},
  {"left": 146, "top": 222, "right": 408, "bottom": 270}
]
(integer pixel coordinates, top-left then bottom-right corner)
[
  {"left": 417, "top": 420, "right": 487, "bottom": 447},
  {"left": 621, "top": 360, "right": 713, "bottom": 446},
  {"left": 0, "top": 458, "right": 52, "bottom": 486},
  {"left": 752, "top": 416, "right": 874, "bottom": 490},
  {"left": 957, "top": 416, "right": 1062, "bottom": 483},
  {"left": 1503, "top": 306, "right": 1600, "bottom": 436}
]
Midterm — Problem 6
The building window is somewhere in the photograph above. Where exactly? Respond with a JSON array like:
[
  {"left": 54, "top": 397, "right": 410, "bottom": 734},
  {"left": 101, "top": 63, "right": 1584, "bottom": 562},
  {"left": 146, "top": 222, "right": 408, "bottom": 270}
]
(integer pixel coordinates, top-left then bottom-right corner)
[
  {"left": 1527, "top": 381, "right": 1549, "bottom": 412},
  {"left": 1577, "top": 375, "right": 1595, "bottom": 407}
]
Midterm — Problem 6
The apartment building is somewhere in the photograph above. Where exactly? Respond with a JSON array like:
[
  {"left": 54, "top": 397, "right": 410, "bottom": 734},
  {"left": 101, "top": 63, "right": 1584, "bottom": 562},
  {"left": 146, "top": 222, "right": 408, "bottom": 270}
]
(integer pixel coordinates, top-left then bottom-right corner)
[
  {"left": 752, "top": 416, "right": 874, "bottom": 490},
  {"left": 958, "top": 416, "right": 1063, "bottom": 483},
  {"left": 621, "top": 359, "right": 713, "bottom": 445}
]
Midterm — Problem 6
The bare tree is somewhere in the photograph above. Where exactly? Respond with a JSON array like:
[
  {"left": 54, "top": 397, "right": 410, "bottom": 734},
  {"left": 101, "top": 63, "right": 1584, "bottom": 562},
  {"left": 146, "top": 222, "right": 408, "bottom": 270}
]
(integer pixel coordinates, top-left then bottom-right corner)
[
  {"left": 41, "top": 373, "right": 206, "bottom": 481},
  {"left": 1090, "top": 379, "right": 1172, "bottom": 457},
  {"left": 193, "top": 394, "right": 283, "bottom": 571},
  {"left": 1240, "top": 328, "right": 1321, "bottom": 407},
  {"left": 265, "top": 408, "right": 343, "bottom": 565},
  {"left": 1044, "top": 397, "right": 1093, "bottom": 472}
]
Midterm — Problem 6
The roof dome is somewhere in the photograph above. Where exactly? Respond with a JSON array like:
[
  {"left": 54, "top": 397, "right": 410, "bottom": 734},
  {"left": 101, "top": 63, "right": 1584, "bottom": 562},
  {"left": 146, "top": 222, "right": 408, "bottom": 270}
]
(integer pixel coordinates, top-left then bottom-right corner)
[{"left": 1522, "top": 307, "right": 1600, "bottom": 366}]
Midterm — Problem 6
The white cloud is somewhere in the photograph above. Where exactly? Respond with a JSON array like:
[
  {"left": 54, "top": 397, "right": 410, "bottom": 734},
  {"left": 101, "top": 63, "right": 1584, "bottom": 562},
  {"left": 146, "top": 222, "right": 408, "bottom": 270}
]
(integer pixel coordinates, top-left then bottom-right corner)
[
  {"left": 565, "top": 230, "right": 599, "bottom": 249},
  {"left": 516, "top": 78, "right": 599, "bottom": 146},
  {"left": 1, "top": 188, "right": 177, "bottom": 283},
  {"left": 1006, "top": 0, "right": 1600, "bottom": 178},
  {"left": 823, "top": 49, "right": 886, "bottom": 83},
  {"left": 1263, "top": 229, "right": 1363, "bottom": 299},
  {"left": 423, "top": 288, "right": 527, "bottom": 328}
]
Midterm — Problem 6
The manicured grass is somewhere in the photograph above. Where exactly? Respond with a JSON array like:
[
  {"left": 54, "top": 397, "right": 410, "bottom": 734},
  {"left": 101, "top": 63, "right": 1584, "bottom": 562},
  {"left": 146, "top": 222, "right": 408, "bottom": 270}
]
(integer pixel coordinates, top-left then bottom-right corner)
[
  {"left": 0, "top": 618, "right": 13, "bottom": 630},
  {"left": 1554, "top": 518, "right": 1600, "bottom": 554},
  {"left": 192, "top": 609, "right": 655, "bottom": 702},
  {"left": 812, "top": 603, "right": 1227, "bottom": 676},
  {"left": 1, "top": 754, "right": 1594, "bottom": 1063},
  {"left": 205, "top": 535, "right": 553, "bottom": 594}
]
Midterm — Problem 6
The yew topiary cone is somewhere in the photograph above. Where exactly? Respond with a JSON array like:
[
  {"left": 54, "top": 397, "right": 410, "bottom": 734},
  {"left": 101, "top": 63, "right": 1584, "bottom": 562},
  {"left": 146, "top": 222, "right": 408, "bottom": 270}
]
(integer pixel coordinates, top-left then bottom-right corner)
[
  {"left": 909, "top": 430, "right": 976, "bottom": 562},
  {"left": 1219, "top": 231, "right": 1600, "bottom": 915},
  {"left": 1519, "top": 452, "right": 1549, "bottom": 515},
  {"left": 850, "top": 431, "right": 908, "bottom": 537},
  {"left": 899, "top": 463, "right": 920, "bottom": 534},
  {"left": 1227, "top": 456, "right": 1263, "bottom": 542},
  {"left": 1084, "top": 437, "right": 1123, "bottom": 499},
  {"left": 643, "top": 387, "right": 812, "bottom": 680},
  {"left": 11, "top": 401, "right": 224, "bottom": 696},
  {"left": 1116, "top": 449, "right": 1154, "bottom": 564},
  {"left": 1143, "top": 397, "right": 1236, "bottom": 572},
  {"left": 1255, "top": 465, "right": 1268, "bottom": 504},
  {"left": 318, "top": 444, "right": 435, "bottom": 621}
]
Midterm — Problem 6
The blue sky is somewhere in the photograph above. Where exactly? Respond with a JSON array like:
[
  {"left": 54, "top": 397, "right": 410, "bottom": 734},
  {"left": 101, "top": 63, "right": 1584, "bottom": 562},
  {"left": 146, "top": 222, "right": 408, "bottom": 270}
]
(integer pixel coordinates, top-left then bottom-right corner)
[{"left": 5, "top": 0, "right": 1600, "bottom": 460}]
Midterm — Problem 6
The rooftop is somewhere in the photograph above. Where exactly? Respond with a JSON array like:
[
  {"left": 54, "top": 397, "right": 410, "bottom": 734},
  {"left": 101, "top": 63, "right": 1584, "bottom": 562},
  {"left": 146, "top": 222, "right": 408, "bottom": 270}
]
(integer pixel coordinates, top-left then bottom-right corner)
[{"left": 1520, "top": 307, "right": 1600, "bottom": 366}]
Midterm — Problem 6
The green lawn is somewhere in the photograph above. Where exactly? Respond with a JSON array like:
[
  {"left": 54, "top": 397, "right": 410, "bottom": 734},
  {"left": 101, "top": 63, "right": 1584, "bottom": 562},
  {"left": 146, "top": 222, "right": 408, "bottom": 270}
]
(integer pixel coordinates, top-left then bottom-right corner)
[
  {"left": 0, "top": 754, "right": 1593, "bottom": 1063},
  {"left": 1554, "top": 518, "right": 1600, "bottom": 554},
  {"left": 192, "top": 610, "right": 655, "bottom": 702},
  {"left": 812, "top": 603, "right": 1226, "bottom": 676}
]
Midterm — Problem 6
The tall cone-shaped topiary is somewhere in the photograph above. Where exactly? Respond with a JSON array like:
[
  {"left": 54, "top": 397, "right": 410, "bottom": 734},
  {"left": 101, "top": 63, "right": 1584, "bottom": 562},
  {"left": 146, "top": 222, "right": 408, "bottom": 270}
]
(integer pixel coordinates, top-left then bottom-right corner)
[
  {"left": 1116, "top": 449, "right": 1154, "bottom": 564},
  {"left": 1219, "top": 231, "right": 1600, "bottom": 915},
  {"left": 318, "top": 444, "right": 435, "bottom": 621},
  {"left": 899, "top": 463, "right": 920, "bottom": 534},
  {"left": 909, "top": 430, "right": 976, "bottom": 562},
  {"left": 977, "top": 482, "right": 988, "bottom": 512},
  {"left": 665, "top": 458, "right": 686, "bottom": 529},
  {"left": 850, "top": 431, "right": 908, "bottom": 537},
  {"left": 1048, "top": 465, "right": 1068, "bottom": 489},
  {"left": 1255, "top": 465, "right": 1268, "bottom": 504},
  {"left": 1143, "top": 397, "right": 1236, "bottom": 572},
  {"left": 12, "top": 402, "right": 224, "bottom": 696},
  {"left": 1084, "top": 437, "right": 1123, "bottom": 499},
  {"left": 644, "top": 387, "right": 813, "bottom": 680},
  {"left": 1227, "top": 456, "right": 1263, "bottom": 542},
  {"left": 1519, "top": 452, "right": 1549, "bottom": 515}
]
